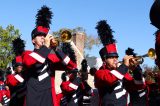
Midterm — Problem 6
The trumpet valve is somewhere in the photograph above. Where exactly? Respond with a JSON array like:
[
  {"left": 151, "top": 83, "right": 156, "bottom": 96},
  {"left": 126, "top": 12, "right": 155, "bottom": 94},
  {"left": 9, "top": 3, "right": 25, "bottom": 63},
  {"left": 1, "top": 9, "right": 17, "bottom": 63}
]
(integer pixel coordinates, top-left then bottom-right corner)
[{"left": 136, "top": 57, "right": 144, "bottom": 64}]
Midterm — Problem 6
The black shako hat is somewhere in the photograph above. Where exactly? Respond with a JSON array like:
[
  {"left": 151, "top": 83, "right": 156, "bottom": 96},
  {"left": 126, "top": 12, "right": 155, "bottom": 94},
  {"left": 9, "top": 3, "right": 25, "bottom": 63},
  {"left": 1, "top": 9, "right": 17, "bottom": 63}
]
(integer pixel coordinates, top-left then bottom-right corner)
[
  {"left": 31, "top": 5, "right": 53, "bottom": 39},
  {"left": 96, "top": 20, "right": 118, "bottom": 61}
]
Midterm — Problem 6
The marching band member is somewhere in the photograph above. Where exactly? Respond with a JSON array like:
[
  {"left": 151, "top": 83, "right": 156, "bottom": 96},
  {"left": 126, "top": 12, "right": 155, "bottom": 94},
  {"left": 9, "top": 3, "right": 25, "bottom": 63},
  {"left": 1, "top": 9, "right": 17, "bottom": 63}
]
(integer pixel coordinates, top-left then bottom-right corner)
[
  {"left": 124, "top": 48, "right": 148, "bottom": 106},
  {"left": 79, "top": 59, "right": 94, "bottom": 106},
  {"left": 59, "top": 59, "right": 93, "bottom": 106},
  {"left": 60, "top": 70, "right": 82, "bottom": 106},
  {"left": 58, "top": 41, "right": 82, "bottom": 106},
  {"left": 22, "top": 6, "right": 77, "bottom": 106},
  {"left": 6, "top": 57, "right": 25, "bottom": 106},
  {"left": 94, "top": 20, "right": 145, "bottom": 106},
  {"left": 0, "top": 70, "right": 10, "bottom": 106},
  {"left": 6, "top": 61, "right": 26, "bottom": 106},
  {"left": 6, "top": 37, "right": 26, "bottom": 106},
  {"left": 95, "top": 20, "right": 131, "bottom": 106}
]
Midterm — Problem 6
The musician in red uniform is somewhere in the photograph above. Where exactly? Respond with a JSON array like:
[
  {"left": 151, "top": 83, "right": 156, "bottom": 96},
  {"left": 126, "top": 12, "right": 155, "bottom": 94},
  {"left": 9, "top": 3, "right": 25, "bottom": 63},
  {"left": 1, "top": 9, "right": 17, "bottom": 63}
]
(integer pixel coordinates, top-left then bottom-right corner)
[
  {"left": 6, "top": 38, "right": 25, "bottom": 88},
  {"left": 22, "top": 6, "right": 77, "bottom": 106},
  {"left": 94, "top": 20, "right": 146, "bottom": 106},
  {"left": 124, "top": 48, "right": 148, "bottom": 106},
  {"left": 59, "top": 59, "right": 93, "bottom": 106},
  {"left": 59, "top": 71, "right": 82, "bottom": 106},
  {"left": 6, "top": 56, "right": 26, "bottom": 106},
  {"left": 57, "top": 41, "right": 82, "bottom": 106},
  {"left": 0, "top": 70, "right": 10, "bottom": 106},
  {"left": 6, "top": 37, "right": 26, "bottom": 106}
]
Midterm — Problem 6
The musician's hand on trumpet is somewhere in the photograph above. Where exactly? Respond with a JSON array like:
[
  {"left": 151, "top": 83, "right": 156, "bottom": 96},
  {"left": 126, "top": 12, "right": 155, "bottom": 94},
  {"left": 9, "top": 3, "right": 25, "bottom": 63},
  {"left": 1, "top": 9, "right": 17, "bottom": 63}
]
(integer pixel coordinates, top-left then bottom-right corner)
[
  {"left": 44, "top": 33, "right": 54, "bottom": 48},
  {"left": 50, "top": 36, "right": 59, "bottom": 48},
  {"left": 128, "top": 57, "right": 140, "bottom": 70},
  {"left": 122, "top": 55, "right": 139, "bottom": 70},
  {"left": 44, "top": 30, "right": 72, "bottom": 48},
  {"left": 122, "top": 55, "right": 133, "bottom": 67},
  {"left": 44, "top": 33, "right": 59, "bottom": 49}
]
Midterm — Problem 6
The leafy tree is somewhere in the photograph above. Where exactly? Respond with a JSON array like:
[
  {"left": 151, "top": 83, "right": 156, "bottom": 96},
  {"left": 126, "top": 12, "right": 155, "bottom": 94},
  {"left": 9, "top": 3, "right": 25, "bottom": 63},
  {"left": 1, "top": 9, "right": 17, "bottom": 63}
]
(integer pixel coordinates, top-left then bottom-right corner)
[
  {"left": 152, "top": 65, "right": 159, "bottom": 72},
  {"left": 0, "top": 25, "right": 21, "bottom": 69},
  {"left": 84, "top": 34, "right": 100, "bottom": 50},
  {"left": 142, "top": 64, "right": 160, "bottom": 84},
  {"left": 72, "top": 27, "right": 85, "bottom": 33}
]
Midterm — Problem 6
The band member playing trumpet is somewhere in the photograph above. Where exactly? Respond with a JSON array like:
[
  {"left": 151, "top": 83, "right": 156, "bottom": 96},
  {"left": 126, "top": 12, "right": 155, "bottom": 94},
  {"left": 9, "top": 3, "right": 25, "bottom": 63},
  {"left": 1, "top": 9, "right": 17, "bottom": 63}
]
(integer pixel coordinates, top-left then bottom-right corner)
[
  {"left": 22, "top": 6, "right": 77, "bottom": 106},
  {"left": 124, "top": 48, "right": 149, "bottom": 106},
  {"left": 94, "top": 20, "right": 146, "bottom": 106}
]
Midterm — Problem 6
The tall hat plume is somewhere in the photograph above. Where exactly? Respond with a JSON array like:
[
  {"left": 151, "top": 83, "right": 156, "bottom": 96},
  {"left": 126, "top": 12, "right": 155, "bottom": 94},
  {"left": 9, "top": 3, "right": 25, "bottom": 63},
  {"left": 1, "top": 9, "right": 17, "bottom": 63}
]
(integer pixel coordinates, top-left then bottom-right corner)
[
  {"left": 96, "top": 20, "right": 118, "bottom": 60},
  {"left": 81, "top": 59, "right": 88, "bottom": 73},
  {"left": 12, "top": 37, "right": 25, "bottom": 68},
  {"left": 31, "top": 5, "right": 53, "bottom": 39},
  {"left": 80, "top": 59, "right": 88, "bottom": 80},
  {"left": 96, "top": 20, "right": 116, "bottom": 46},
  {"left": 125, "top": 47, "right": 136, "bottom": 57},
  {"left": 61, "top": 43, "right": 77, "bottom": 63},
  {"left": 36, "top": 5, "right": 52, "bottom": 28},
  {"left": 12, "top": 37, "right": 25, "bottom": 56}
]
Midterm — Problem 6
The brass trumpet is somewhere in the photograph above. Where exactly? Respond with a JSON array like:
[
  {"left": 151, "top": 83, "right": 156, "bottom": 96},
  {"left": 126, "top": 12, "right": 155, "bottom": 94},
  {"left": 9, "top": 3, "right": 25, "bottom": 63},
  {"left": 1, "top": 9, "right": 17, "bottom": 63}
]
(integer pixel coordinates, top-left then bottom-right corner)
[
  {"left": 60, "top": 30, "right": 72, "bottom": 43},
  {"left": 119, "top": 48, "right": 156, "bottom": 65},
  {"left": 135, "top": 48, "right": 156, "bottom": 63},
  {"left": 51, "top": 30, "right": 72, "bottom": 47}
]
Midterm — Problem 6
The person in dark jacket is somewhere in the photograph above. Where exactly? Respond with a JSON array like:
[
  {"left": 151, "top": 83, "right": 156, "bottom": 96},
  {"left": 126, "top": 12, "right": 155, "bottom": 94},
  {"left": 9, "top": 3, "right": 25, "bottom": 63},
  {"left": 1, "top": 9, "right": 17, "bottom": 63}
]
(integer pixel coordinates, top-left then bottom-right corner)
[
  {"left": 6, "top": 37, "right": 26, "bottom": 106},
  {"left": 123, "top": 48, "right": 148, "bottom": 106},
  {"left": 22, "top": 6, "right": 77, "bottom": 106},
  {"left": 94, "top": 20, "right": 146, "bottom": 106}
]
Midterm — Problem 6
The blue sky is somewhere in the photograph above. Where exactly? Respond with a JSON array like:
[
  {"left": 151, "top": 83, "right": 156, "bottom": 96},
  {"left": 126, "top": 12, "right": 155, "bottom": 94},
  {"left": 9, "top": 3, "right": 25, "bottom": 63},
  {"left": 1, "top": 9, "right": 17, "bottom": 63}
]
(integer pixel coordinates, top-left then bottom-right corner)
[{"left": 0, "top": 0, "right": 157, "bottom": 67}]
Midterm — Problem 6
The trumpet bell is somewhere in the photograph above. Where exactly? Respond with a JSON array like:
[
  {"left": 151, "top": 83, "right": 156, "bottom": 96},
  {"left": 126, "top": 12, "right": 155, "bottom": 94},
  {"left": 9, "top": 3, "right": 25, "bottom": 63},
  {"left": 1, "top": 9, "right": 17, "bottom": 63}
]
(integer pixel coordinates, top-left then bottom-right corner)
[
  {"left": 51, "top": 30, "right": 72, "bottom": 47},
  {"left": 61, "top": 30, "right": 72, "bottom": 42},
  {"left": 135, "top": 48, "right": 156, "bottom": 64},
  {"left": 147, "top": 48, "right": 156, "bottom": 59}
]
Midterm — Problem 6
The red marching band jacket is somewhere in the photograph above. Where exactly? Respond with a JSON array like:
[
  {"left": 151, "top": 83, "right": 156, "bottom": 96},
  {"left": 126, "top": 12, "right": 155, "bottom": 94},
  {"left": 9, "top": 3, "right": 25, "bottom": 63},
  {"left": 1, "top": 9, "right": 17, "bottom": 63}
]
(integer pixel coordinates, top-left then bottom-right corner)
[
  {"left": 57, "top": 72, "right": 82, "bottom": 106},
  {"left": 57, "top": 72, "right": 94, "bottom": 106},
  {"left": 57, "top": 81, "right": 78, "bottom": 105},
  {"left": 6, "top": 55, "right": 24, "bottom": 87},
  {"left": 95, "top": 64, "right": 146, "bottom": 106},
  {"left": 0, "top": 81, "right": 10, "bottom": 105},
  {"left": 22, "top": 46, "right": 77, "bottom": 106},
  {"left": 124, "top": 66, "right": 148, "bottom": 106},
  {"left": 6, "top": 74, "right": 24, "bottom": 87},
  {"left": 5, "top": 72, "right": 25, "bottom": 106}
]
